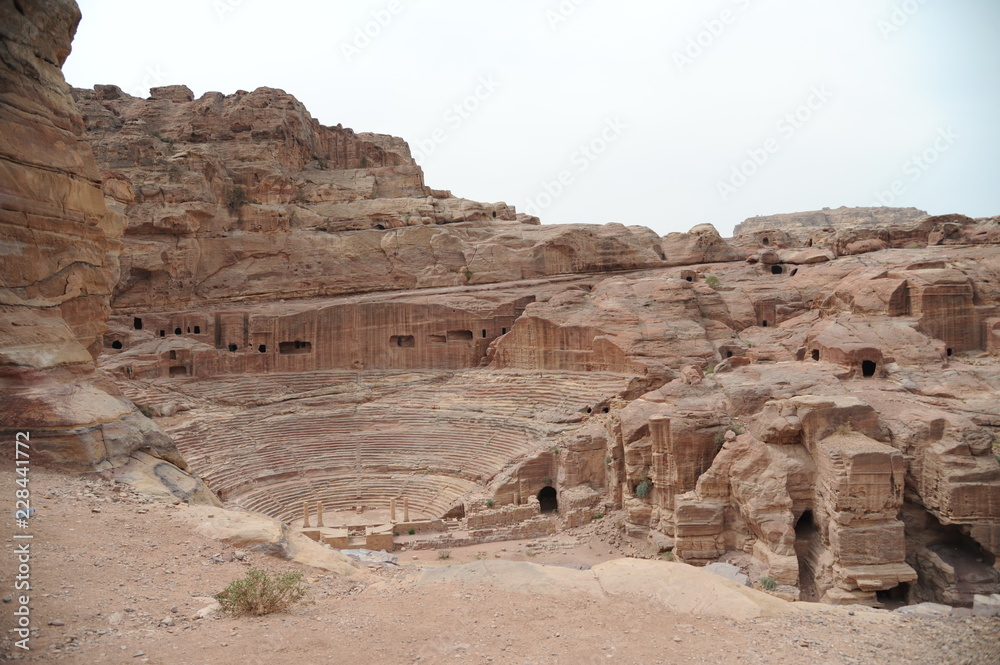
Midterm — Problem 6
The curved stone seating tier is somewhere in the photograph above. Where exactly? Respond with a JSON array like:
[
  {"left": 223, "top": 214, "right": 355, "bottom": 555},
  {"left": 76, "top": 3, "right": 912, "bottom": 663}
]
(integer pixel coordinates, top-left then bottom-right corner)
[{"left": 163, "top": 370, "right": 631, "bottom": 519}]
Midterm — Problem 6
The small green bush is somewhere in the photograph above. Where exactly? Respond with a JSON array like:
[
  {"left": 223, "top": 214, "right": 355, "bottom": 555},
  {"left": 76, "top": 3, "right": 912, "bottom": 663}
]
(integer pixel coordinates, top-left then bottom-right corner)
[
  {"left": 360, "top": 156, "right": 369, "bottom": 168},
  {"left": 226, "top": 186, "right": 248, "bottom": 212},
  {"left": 137, "top": 405, "right": 154, "bottom": 418},
  {"left": 705, "top": 275, "right": 721, "bottom": 289},
  {"left": 408, "top": 528, "right": 416, "bottom": 535},
  {"left": 485, "top": 499, "right": 494, "bottom": 508},
  {"left": 760, "top": 576, "right": 777, "bottom": 591},
  {"left": 215, "top": 569, "right": 307, "bottom": 617},
  {"left": 660, "top": 551, "right": 675, "bottom": 562},
  {"left": 464, "top": 269, "right": 474, "bottom": 280},
  {"left": 635, "top": 480, "right": 651, "bottom": 499},
  {"left": 593, "top": 512, "right": 604, "bottom": 520},
  {"left": 835, "top": 422, "right": 854, "bottom": 436}
]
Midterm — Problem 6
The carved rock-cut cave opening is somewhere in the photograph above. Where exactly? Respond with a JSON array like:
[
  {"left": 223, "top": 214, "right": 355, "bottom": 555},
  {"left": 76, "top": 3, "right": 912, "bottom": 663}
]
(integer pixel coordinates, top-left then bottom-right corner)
[
  {"left": 447, "top": 329, "right": 474, "bottom": 342},
  {"left": 391, "top": 335, "right": 415, "bottom": 348},
  {"left": 169, "top": 350, "right": 177, "bottom": 360},
  {"left": 194, "top": 325, "right": 201, "bottom": 334},
  {"left": 771, "top": 265, "right": 784, "bottom": 275},
  {"left": 538, "top": 486, "right": 558, "bottom": 513},
  {"left": 947, "top": 348, "right": 953, "bottom": 357},
  {"left": 169, "top": 366, "right": 187, "bottom": 377},
  {"left": 258, "top": 344, "right": 267, "bottom": 353},
  {"left": 917, "top": 523, "right": 999, "bottom": 606},
  {"left": 794, "top": 510, "right": 820, "bottom": 602},
  {"left": 280, "top": 341, "right": 313, "bottom": 354},
  {"left": 812, "top": 349, "right": 820, "bottom": 361},
  {"left": 111, "top": 340, "right": 123, "bottom": 350},
  {"left": 762, "top": 237, "right": 770, "bottom": 246},
  {"left": 862, "top": 360, "right": 877, "bottom": 378},
  {"left": 228, "top": 344, "right": 238, "bottom": 352},
  {"left": 174, "top": 328, "right": 182, "bottom": 335},
  {"left": 795, "top": 510, "right": 815, "bottom": 538},
  {"left": 159, "top": 330, "right": 165, "bottom": 337},
  {"left": 133, "top": 317, "right": 142, "bottom": 330},
  {"left": 876, "top": 582, "right": 911, "bottom": 609}
]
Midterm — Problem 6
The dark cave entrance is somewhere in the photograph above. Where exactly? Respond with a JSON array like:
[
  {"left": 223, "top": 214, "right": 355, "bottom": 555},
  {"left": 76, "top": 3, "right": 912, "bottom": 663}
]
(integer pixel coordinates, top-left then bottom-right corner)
[
  {"left": 862, "top": 360, "right": 877, "bottom": 378},
  {"left": 795, "top": 510, "right": 815, "bottom": 538},
  {"left": 794, "top": 510, "right": 820, "bottom": 603},
  {"left": 538, "top": 486, "right": 558, "bottom": 514},
  {"left": 876, "top": 582, "right": 911, "bottom": 609}
]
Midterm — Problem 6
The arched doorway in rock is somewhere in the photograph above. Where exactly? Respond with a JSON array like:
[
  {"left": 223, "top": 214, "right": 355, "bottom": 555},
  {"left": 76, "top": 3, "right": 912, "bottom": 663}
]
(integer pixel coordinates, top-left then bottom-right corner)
[
  {"left": 794, "top": 510, "right": 819, "bottom": 602},
  {"left": 862, "top": 360, "right": 877, "bottom": 378},
  {"left": 538, "top": 486, "right": 558, "bottom": 513}
]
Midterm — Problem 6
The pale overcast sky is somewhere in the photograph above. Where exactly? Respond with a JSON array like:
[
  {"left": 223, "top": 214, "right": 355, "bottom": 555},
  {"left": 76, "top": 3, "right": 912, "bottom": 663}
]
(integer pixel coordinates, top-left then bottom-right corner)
[{"left": 63, "top": 0, "right": 1000, "bottom": 236}]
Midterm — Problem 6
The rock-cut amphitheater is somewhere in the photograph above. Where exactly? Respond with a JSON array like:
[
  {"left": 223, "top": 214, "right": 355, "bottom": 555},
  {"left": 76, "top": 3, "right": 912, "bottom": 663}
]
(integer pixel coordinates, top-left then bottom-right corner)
[{"left": 3, "top": 0, "right": 1000, "bottom": 611}]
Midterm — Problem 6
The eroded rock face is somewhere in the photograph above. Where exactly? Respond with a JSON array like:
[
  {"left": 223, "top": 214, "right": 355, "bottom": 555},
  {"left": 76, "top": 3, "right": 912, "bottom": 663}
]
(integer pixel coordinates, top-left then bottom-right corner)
[
  {"left": 71, "top": 86, "right": 673, "bottom": 310},
  {"left": 733, "top": 206, "right": 930, "bottom": 241},
  {"left": 0, "top": 0, "right": 198, "bottom": 485},
  {"left": 6, "top": 0, "right": 1000, "bottom": 606}
]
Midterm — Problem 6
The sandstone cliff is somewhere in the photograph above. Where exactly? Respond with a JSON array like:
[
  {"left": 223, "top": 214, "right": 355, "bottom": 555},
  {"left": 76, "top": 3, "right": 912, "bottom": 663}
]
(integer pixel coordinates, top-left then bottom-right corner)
[
  {"left": 733, "top": 206, "right": 929, "bottom": 239},
  {"left": 0, "top": 0, "right": 213, "bottom": 503},
  {"left": 5, "top": 0, "right": 1000, "bottom": 611},
  {"left": 70, "top": 85, "right": 688, "bottom": 310}
]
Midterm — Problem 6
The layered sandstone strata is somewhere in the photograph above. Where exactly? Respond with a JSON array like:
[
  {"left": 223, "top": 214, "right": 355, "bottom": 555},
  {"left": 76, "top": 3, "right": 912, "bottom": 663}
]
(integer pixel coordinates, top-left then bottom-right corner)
[
  {"left": 71, "top": 85, "right": 688, "bottom": 310},
  {"left": 0, "top": 0, "right": 210, "bottom": 500},
  {"left": 12, "top": 0, "right": 997, "bottom": 608}
]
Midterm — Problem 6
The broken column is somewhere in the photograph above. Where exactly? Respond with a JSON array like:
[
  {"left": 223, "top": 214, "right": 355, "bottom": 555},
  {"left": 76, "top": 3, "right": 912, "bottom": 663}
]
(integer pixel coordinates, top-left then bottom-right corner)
[
  {"left": 404, "top": 498, "right": 410, "bottom": 522},
  {"left": 303, "top": 501, "right": 311, "bottom": 528},
  {"left": 390, "top": 498, "right": 397, "bottom": 522},
  {"left": 316, "top": 501, "right": 324, "bottom": 527}
]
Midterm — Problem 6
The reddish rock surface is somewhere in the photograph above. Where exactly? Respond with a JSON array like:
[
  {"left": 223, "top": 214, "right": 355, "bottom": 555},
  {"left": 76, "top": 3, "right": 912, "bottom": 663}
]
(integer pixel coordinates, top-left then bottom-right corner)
[
  {"left": 0, "top": 0, "right": 210, "bottom": 498},
  {"left": 3, "top": 0, "right": 1000, "bottom": 618}
]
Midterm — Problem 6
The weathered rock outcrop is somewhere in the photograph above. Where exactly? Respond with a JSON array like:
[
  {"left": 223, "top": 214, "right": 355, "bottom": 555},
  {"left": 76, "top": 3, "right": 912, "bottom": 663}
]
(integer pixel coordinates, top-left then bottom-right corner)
[
  {"left": 71, "top": 86, "right": 679, "bottom": 310},
  {"left": 733, "top": 206, "right": 929, "bottom": 241},
  {"left": 0, "top": 0, "right": 209, "bottom": 498},
  {"left": 4, "top": 0, "right": 999, "bottom": 608}
]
